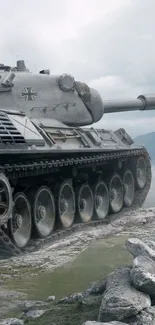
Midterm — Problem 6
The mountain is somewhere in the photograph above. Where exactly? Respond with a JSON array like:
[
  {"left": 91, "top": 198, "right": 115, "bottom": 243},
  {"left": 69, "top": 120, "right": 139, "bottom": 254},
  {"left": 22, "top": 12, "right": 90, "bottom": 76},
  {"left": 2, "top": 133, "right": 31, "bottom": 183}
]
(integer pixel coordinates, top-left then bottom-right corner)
[{"left": 134, "top": 132, "right": 155, "bottom": 161}]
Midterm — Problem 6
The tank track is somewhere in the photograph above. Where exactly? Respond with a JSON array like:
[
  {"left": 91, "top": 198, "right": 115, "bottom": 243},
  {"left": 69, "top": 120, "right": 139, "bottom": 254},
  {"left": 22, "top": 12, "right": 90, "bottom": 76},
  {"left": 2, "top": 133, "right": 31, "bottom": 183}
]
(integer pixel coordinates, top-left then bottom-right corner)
[{"left": 0, "top": 147, "right": 151, "bottom": 259}]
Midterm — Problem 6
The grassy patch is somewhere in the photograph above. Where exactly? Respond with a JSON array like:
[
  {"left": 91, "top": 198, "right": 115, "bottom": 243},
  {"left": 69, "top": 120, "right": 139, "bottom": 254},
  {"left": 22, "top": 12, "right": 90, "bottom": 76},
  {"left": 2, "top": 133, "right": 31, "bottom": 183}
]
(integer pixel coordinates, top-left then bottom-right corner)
[{"left": 24, "top": 296, "right": 102, "bottom": 325}]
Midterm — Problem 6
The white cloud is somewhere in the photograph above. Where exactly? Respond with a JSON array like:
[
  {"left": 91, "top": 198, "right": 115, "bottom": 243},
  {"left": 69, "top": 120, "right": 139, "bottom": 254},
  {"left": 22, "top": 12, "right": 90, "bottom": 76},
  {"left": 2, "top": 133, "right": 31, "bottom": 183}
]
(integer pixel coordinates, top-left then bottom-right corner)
[
  {"left": 89, "top": 75, "right": 140, "bottom": 99},
  {"left": 0, "top": 0, "right": 129, "bottom": 47},
  {"left": 0, "top": 0, "right": 155, "bottom": 137}
]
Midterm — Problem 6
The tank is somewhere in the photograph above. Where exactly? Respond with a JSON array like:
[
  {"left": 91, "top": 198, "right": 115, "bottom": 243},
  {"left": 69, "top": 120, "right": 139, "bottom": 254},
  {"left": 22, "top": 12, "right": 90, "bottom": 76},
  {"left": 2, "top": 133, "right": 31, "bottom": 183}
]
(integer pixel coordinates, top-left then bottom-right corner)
[{"left": 0, "top": 60, "right": 153, "bottom": 257}]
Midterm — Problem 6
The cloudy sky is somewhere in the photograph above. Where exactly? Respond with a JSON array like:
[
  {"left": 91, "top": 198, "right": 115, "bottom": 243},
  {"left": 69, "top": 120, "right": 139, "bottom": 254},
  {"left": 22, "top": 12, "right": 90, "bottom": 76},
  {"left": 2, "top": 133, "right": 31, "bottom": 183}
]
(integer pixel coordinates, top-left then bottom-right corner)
[{"left": 1, "top": 0, "right": 155, "bottom": 137}]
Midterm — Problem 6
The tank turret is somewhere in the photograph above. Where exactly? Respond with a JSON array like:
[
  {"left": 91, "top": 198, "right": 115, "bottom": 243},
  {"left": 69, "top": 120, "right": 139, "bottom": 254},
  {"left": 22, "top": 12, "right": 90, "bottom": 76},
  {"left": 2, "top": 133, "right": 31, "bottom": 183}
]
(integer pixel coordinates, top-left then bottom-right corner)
[
  {"left": 0, "top": 60, "right": 104, "bottom": 127},
  {"left": 0, "top": 60, "right": 155, "bottom": 128}
]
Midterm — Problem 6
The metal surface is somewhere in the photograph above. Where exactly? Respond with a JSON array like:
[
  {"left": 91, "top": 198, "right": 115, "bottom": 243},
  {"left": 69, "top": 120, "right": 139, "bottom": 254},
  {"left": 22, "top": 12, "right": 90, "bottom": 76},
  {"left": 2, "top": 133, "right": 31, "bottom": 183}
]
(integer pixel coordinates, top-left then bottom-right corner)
[
  {"left": 0, "top": 146, "right": 151, "bottom": 257},
  {"left": 94, "top": 181, "right": 109, "bottom": 219},
  {"left": 0, "top": 173, "right": 12, "bottom": 225},
  {"left": 0, "top": 228, "right": 21, "bottom": 256},
  {"left": 109, "top": 174, "right": 124, "bottom": 213},
  {"left": 58, "top": 182, "right": 75, "bottom": 228},
  {"left": 104, "top": 95, "right": 155, "bottom": 113},
  {"left": 33, "top": 186, "right": 55, "bottom": 237},
  {"left": 123, "top": 170, "right": 135, "bottom": 207},
  {"left": 0, "top": 59, "right": 153, "bottom": 256},
  {"left": 0, "top": 60, "right": 155, "bottom": 127},
  {"left": 77, "top": 184, "right": 94, "bottom": 223},
  {"left": 0, "top": 60, "right": 104, "bottom": 127},
  {"left": 135, "top": 157, "right": 147, "bottom": 189},
  {"left": 9, "top": 193, "right": 31, "bottom": 248},
  {"left": 0, "top": 175, "right": 10, "bottom": 220}
]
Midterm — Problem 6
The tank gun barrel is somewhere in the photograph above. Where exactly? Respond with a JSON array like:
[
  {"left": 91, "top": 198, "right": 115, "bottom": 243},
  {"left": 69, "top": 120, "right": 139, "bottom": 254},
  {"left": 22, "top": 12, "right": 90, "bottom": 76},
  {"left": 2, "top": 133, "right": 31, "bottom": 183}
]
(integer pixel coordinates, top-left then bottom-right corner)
[{"left": 103, "top": 95, "right": 155, "bottom": 114}]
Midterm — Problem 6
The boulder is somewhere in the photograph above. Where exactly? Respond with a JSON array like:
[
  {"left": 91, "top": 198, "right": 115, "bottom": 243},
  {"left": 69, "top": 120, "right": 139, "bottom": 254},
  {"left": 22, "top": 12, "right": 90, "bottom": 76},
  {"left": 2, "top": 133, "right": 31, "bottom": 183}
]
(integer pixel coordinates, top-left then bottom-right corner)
[
  {"left": 57, "top": 292, "right": 84, "bottom": 304},
  {"left": 19, "top": 299, "right": 48, "bottom": 312},
  {"left": 84, "top": 278, "right": 107, "bottom": 295},
  {"left": 46, "top": 295, "right": 55, "bottom": 302},
  {"left": 126, "top": 306, "right": 155, "bottom": 325},
  {"left": 0, "top": 319, "right": 23, "bottom": 325},
  {"left": 98, "top": 267, "right": 151, "bottom": 322},
  {"left": 22, "top": 309, "right": 46, "bottom": 319},
  {"left": 125, "top": 238, "right": 155, "bottom": 260},
  {"left": 145, "top": 240, "right": 155, "bottom": 251},
  {"left": 130, "top": 255, "right": 155, "bottom": 297}
]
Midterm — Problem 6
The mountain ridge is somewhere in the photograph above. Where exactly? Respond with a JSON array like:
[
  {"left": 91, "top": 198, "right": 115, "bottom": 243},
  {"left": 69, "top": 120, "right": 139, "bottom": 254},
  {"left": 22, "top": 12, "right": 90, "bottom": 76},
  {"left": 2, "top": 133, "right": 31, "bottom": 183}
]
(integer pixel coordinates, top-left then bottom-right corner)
[{"left": 134, "top": 132, "right": 155, "bottom": 161}]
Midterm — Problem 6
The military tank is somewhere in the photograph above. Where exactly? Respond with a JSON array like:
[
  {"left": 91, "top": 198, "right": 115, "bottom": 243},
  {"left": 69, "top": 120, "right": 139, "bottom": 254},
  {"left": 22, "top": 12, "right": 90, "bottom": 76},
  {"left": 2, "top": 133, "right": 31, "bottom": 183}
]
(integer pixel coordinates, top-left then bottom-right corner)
[{"left": 0, "top": 60, "right": 153, "bottom": 257}]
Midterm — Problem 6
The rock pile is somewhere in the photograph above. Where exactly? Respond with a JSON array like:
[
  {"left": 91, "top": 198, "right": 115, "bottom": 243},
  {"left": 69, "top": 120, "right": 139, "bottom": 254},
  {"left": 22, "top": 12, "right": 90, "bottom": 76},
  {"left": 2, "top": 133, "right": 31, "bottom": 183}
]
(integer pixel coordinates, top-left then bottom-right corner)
[
  {"left": 83, "top": 237, "right": 155, "bottom": 325},
  {"left": 2, "top": 237, "right": 155, "bottom": 325}
]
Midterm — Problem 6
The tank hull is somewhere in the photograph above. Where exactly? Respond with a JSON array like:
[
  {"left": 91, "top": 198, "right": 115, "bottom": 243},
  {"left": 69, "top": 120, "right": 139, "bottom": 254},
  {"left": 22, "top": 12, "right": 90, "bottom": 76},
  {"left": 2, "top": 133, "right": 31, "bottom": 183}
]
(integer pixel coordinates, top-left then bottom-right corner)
[
  {"left": 0, "top": 110, "right": 151, "bottom": 258},
  {"left": 0, "top": 60, "right": 153, "bottom": 258}
]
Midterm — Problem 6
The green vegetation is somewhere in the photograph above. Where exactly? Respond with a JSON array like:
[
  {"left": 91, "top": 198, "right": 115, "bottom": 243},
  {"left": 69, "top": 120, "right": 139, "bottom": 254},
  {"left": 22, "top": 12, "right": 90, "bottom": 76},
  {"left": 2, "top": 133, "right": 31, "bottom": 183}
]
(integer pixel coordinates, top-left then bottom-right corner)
[{"left": 24, "top": 296, "right": 102, "bottom": 325}]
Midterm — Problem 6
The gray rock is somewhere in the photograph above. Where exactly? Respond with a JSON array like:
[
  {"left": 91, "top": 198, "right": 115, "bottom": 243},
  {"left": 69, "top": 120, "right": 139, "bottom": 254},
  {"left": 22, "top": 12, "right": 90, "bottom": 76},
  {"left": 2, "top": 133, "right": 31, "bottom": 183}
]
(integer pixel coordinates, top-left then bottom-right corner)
[
  {"left": 23, "top": 309, "right": 46, "bottom": 319},
  {"left": 98, "top": 267, "right": 151, "bottom": 322},
  {"left": 83, "top": 321, "right": 129, "bottom": 325},
  {"left": 126, "top": 306, "right": 155, "bottom": 325},
  {"left": 0, "top": 319, "right": 23, "bottom": 325},
  {"left": 20, "top": 300, "right": 48, "bottom": 312},
  {"left": 85, "top": 278, "right": 107, "bottom": 295},
  {"left": 125, "top": 238, "right": 155, "bottom": 260},
  {"left": 77, "top": 295, "right": 102, "bottom": 310},
  {"left": 145, "top": 240, "right": 155, "bottom": 251},
  {"left": 130, "top": 255, "right": 155, "bottom": 297},
  {"left": 57, "top": 292, "right": 84, "bottom": 304},
  {"left": 46, "top": 295, "right": 55, "bottom": 301}
]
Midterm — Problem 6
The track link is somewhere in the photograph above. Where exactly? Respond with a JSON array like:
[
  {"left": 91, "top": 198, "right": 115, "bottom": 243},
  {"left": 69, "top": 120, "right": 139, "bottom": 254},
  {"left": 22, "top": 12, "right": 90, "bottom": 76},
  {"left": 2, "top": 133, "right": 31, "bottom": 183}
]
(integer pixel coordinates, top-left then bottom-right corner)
[
  {"left": 0, "top": 228, "right": 21, "bottom": 256},
  {"left": 0, "top": 147, "right": 152, "bottom": 258},
  {"left": 2, "top": 149, "right": 148, "bottom": 179}
]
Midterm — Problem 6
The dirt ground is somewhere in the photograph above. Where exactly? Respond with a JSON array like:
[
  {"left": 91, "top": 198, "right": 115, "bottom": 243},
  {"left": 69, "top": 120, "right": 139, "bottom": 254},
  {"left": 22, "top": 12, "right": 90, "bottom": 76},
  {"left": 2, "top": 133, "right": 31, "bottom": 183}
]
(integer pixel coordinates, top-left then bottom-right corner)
[{"left": 0, "top": 207, "right": 155, "bottom": 274}]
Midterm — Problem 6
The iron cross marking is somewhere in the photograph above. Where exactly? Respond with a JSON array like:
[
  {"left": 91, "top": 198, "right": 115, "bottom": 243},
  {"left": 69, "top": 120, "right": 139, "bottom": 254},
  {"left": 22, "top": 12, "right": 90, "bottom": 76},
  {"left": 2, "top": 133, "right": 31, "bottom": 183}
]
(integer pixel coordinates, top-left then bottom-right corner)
[{"left": 22, "top": 87, "right": 37, "bottom": 101}]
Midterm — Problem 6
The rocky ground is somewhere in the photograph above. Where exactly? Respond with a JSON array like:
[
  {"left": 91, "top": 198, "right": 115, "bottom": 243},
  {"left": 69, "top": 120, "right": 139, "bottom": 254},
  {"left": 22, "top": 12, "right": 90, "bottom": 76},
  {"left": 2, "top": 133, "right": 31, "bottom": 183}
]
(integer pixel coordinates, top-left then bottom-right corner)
[
  {"left": 1, "top": 207, "right": 155, "bottom": 324},
  {"left": 3, "top": 235, "right": 155, "bottom": 325},
  {"left": 1, "top": 207, "right": 155, "bottom": 274}
]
